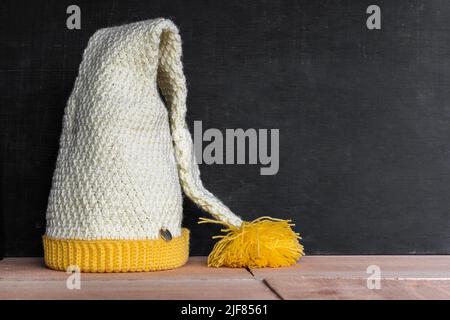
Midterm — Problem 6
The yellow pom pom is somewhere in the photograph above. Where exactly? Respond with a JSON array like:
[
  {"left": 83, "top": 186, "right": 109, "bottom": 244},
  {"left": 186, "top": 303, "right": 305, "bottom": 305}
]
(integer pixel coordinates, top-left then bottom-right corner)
[{"left": 199, "top": 216, "right": 304, "bottom": 268}]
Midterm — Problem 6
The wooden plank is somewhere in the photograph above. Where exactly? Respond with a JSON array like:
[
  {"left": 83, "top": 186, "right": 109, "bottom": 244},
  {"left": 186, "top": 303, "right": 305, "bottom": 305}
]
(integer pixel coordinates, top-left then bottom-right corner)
[
  {"left": 0, "top": 257, "right": 253, "bottom": 281},
  {"left": 264, "top": 278, "right": 450, "bottom": 300},
  {"left": 0, "top": 257, "right": 272, "bottom": 300},
  {"left": 250, "top": 256, "right": 450, "bottom": 279},
  {"left": 2, "top": 256, "right": 450, "bottom": 299},
  {"left": 0, "top": 279, "right": 278, "bottom": 300}
]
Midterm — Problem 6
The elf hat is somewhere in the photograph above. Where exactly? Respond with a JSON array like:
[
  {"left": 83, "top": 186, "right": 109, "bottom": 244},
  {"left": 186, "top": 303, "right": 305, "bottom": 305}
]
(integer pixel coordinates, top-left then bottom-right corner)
[{"left": 43, "top": 18, "right": 303, "bottom": 272}]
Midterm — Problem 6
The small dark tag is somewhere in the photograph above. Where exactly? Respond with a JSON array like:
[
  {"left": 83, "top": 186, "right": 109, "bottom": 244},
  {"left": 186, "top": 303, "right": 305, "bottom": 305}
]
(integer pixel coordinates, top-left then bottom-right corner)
[{"left": 160, "top": 228, "right": 172, "bottom": 241}]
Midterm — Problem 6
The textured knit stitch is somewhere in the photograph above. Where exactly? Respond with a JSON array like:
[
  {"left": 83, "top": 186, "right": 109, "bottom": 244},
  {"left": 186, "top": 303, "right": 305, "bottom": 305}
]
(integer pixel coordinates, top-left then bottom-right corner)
[
  {"left": 45, "top": 18, "right": 242, "bottom": 246},
  {"left": 43, "top": 229, "right": 190, "bottom": 272}
]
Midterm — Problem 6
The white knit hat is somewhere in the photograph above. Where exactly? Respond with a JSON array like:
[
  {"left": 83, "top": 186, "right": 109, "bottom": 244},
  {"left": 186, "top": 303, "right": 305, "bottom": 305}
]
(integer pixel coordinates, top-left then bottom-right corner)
[{"left": 43, "top": 18, "right": 303, "bottom": 272}]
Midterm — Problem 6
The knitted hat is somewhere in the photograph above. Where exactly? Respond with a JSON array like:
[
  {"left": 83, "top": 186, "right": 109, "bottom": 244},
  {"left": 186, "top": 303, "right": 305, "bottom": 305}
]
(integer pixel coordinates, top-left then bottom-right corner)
[{"left": 43, "top": 18, "right": 303, "bottom": 272}]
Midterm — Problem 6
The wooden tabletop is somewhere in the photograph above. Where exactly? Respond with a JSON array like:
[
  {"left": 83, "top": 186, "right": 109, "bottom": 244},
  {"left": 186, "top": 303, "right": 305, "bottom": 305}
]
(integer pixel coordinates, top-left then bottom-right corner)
[{"left": 1, "top": 256, "right": 450, "bottom": 299}]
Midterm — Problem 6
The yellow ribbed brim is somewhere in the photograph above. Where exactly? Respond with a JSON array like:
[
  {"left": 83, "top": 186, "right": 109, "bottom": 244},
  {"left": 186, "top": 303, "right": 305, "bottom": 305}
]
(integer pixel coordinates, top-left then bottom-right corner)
[{"left": 43, "top": 228, "right": 189, "bottom": 272}]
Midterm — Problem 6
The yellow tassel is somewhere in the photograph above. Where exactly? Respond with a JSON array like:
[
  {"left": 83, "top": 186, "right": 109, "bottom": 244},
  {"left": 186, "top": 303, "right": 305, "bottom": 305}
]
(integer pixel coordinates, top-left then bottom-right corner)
[{"left": 199, "top": 216, "right": 304, "bottom": 268}]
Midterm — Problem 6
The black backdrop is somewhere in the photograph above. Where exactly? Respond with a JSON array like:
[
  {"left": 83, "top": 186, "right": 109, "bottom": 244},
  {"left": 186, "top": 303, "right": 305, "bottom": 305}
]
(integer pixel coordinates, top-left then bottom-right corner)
[{"left": 1, "top": 0, "right": 450, "bottom": 257}]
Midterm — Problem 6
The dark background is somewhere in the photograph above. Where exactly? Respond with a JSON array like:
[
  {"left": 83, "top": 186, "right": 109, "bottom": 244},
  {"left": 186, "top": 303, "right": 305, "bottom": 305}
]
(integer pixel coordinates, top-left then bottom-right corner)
[{"left": 1, "top": 0, "right": 450, "bottom": 257}]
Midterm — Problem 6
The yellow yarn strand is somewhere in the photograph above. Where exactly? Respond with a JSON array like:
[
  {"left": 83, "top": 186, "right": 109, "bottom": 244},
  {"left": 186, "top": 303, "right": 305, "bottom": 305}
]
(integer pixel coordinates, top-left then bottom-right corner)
[{"left": 199, "top": 216, "right": 304, "bottom": 268}]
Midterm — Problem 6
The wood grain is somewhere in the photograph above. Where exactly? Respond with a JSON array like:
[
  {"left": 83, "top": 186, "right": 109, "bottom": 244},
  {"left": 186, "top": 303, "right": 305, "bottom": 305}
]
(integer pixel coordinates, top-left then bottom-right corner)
[
  {"left": 264, "top": 278, "right": 450, "bottom": 300},
  {"left": 250, "top": 255, "right": 450, "bottom": 279},
  {"left": 1, "top": 256, "right": 449, "bottom": 299},
  {"left": 0, "top": 279, "right": 278, "bottom": 300},
  {"left": 0, "top": 257, "right": 253, "bottom": 281}
]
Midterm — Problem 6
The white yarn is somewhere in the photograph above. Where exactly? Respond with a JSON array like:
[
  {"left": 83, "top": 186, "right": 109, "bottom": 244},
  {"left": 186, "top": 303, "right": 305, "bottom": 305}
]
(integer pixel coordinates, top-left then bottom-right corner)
[{"left": 46, "top": 18, "right": 242, "bottom": 241}]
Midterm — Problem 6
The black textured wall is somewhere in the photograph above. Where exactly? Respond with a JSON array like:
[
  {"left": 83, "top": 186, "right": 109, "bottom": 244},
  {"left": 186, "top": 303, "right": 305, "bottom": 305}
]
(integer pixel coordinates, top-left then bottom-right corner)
[{"left": 1, "top": 0, "right": 450, "bottom": 256}]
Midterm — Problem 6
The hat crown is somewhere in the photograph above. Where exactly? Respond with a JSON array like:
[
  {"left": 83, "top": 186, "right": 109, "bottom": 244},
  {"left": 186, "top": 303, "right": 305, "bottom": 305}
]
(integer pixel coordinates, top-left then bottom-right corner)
[{"left": 46, "top": 19, "right": 185, "bottom": 240}]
